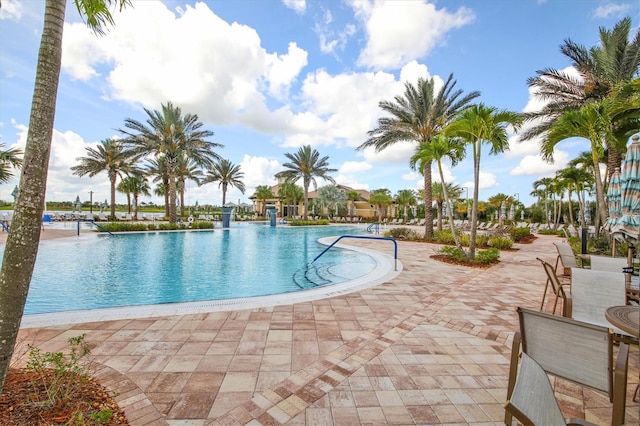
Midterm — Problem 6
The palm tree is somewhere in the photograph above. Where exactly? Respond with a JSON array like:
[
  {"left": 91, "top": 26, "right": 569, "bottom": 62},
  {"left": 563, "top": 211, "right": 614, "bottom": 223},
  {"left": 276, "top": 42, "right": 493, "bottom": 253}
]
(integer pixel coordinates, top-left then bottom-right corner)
[
  {"left": 369, "top": 189, "right": 393, "bottom": 223},
  {"left": 71, "top": 139, "right": 137, "bottom": 220},
  {"left": 275, "top": 145, "right": 336, "bottom": 220},
  {"left": 254, "top": 185, "right": 274, "bottom": 217},
  {"left": 118, "top": 175, "right": 150, "bottom": 219},
  {"left": 278, "top": 181, "right": 303, "bottom": 218},
  {"left": 316, "top": 185, "right": 346, "bottom": 218},
  {"left": 345, "top": 190, "right": 361, "bottom": 221},
  {"left": 175, "top": 155, "right": 204, "bottom": 218},
  {"left": 145, "top": 157, "right": 170, "bottom": 218},
  {"left": 523, "top": 17, "right": 640, "bottom": 174},
  {"left": 357, "top": 74, "right": 480, "bottom": 239},
  {"left": 0, "top": 0, "right": 131, "bottom": 393},
  {"left": 0, "top": 144, "right": 23, "bottom": 183},
  {"left": 202, "top": 158, "right": 246, "bottom": 207},
  {"left": 446, "top": 104, "right": 522, "bottom": 259},
  {"left": 394, "top": 189, "right": 417, "bottom": 224},
  {"left": 120, "top": 102, "right": 222, "bottom": 224},
  {"left": 410, "top": 135, "right": 465, "bottom": 247}
]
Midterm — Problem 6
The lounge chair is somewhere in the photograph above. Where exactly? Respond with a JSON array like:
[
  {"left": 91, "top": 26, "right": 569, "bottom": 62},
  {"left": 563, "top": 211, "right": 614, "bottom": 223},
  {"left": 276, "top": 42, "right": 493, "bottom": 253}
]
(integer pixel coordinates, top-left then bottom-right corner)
[
  {"left": 537, "top": 257, "right": 570, "bottom": 314},
  {"left": 505, "top": 307, "right": 629, "bottom": 426}
]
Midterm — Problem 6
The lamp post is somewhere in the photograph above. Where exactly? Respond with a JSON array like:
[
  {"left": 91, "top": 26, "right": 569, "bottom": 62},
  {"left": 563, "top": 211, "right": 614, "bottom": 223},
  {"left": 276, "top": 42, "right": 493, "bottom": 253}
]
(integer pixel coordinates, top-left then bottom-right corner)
[{"left": 89, "top": 191, "right": 93, "bottom": 214}]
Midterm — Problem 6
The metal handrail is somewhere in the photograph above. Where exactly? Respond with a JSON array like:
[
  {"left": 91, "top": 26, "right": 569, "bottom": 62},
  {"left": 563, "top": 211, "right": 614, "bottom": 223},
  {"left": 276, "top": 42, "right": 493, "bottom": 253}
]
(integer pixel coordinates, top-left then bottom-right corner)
[
  {"left": 312, "top": 234, "right": 398, "bottom": 271},
  {"left": 366, "top": 222, "right": 379, "bottom": 234},
  {"left": 77, "top": 219, "right": 115, "bottom": 236}
]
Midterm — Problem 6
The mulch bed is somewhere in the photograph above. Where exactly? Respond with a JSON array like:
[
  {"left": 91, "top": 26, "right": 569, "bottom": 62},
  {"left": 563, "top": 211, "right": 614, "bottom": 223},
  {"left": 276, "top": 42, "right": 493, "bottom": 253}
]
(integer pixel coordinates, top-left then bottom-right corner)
[{"left": 0, "top": 368, "right": 128, "bottom": 425}]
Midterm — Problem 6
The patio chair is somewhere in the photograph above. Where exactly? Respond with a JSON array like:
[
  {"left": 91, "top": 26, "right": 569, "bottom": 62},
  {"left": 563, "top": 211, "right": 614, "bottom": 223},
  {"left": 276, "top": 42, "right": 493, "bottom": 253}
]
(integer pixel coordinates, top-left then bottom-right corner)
[
  {"left": 505, "top": 307, "right": 629, "bottom": 426},
  {"left": 505, "top": 352, "right": 596, "bottom": 426},
  {"left": 564, "top": 268, "right": 637, "bottom": 343},
  {"left": 553, "top": 241, "right": 581, "bottom": 276},
  {"left": 588, "top": 255, "right": 627, "bottom": 273},
  {"left": 537, "top": 257, "right": 570, "bottom": 314}
]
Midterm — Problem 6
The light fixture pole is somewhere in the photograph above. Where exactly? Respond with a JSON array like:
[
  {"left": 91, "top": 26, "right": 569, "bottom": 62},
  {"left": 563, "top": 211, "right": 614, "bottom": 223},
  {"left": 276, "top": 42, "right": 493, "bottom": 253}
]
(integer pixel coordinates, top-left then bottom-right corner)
[{"left": 89, "top": 190, "right": 93, "bottom": 214}]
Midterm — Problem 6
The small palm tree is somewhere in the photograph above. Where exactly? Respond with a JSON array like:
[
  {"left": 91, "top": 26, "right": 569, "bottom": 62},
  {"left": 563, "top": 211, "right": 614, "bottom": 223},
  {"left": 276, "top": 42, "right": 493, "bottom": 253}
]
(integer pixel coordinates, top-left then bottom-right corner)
[
  {"left": 275, "top": 145, "right": 336, "bottom": 220},
  {"left": 145, "top": 157, "right": 170, "bottom": 218},
  {"left": 278, "top": 181, "right": 303, "bottom": 218},
  {"left": 254, "top": 185, "right": 274, "bottom": 217},
  {"left": 71, "top": 139, "right": 138, "bottom": 220},
  {"left": 369, "top": 189, "right": 393, "bottom": 223},
  {"left": 0, "top": 144, "right": 23, "bottom": 184},
  {"left": 345, "top": 190, "right": 361, "bottom": 220},
  {"left": 175, "top": 155, "right": 204, "bottom": 218},
  {"left": 446, "top": 104, "right": 522, "bottom": 259},
  {"left": 316, "top": 185, "right": 346, "bottom": 218},
  {"left": 394, "top": 189, "right": 417, "bottom": 224},
  {"left": 118, "top": 175, "right": 150, "bottom": 219},
  {"left": 202, "top": 159, "right": 246, "bottom": 207}
]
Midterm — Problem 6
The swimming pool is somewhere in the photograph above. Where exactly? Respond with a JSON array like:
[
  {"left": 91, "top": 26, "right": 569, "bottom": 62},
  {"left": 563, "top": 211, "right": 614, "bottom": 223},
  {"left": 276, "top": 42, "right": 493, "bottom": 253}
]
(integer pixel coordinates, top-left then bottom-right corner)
[{"left": 13, "top": 223, "right": 382, "bottom": 315}]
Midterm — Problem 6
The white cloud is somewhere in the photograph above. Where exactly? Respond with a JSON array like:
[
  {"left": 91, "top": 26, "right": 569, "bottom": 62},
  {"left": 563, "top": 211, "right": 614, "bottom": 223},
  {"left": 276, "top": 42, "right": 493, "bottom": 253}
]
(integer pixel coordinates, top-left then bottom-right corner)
[
  {"left": 360, "top": 142, "right": 416, "bottom": 165},
  {"left": 282, "top": 0, "right": 306, "bottom": 14},
  {"left": 353, "top": 0, "right": 475, "bottom": 69},
  {"left": 0, "top": 0, "right": 23, "bottom": 20},
  {"left": 462, "top": 171, "right": 498, "bottom": 190},
  {"left": 402, "top": 171, "right": 420, "bottom": 182},
  {"left": 593, "top": 3, "right": 631, "bottom": 18},
  {"left": 314, "top": 9, "right": 357, "bottom": 55},
  {"left": 339, "top": 161, "right": 372, "bottom": 174},
  {"left": 510, "top": 149, "right": 570, "bottom": 176},
  {"left": 334, "top": 175, "right": 370, "bottom": 191},
  {"left": 239, "top": 154, "right": 280, "bottom": 189}
]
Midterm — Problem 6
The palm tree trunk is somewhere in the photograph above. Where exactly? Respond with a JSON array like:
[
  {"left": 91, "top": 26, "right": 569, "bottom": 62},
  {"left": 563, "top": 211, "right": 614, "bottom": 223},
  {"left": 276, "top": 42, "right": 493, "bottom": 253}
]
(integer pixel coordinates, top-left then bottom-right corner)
[
  {"left": 303, "top": 186, "right": 309, "bottom": 220},
  {"left": 163, "top": 177, "right": 169, "bottom": 218},
  {"left": 110, "top": 176, "right": 117, "bottom": 220},
  {"left": 423, "top": 161, "right": 433, "bottom": 238},
  {"left": 439, "top": 162, "right": 462, "bottom": 250},
  {"left": 592, "top": 153, "right": 607, "bottom": 236},
  {"left": 133, "top": 194, "right": 139, "bottom": 220},
  {"left": 222, "top": 183, "right": 228, "bottom": 206},
  {"left": 0, "top": 0, "right": 66, "bottom": 393},
  {"left": 437, "top": 203, "right": 443, "bottom": 231},
  {"left": 180, "top": 185, "right": 185, "bottom": 218},
  {"left": 567, "top": 190, "right": 574, "bottom": 226},
  {"left": 168, "top": 172, "right": 177, "bottom": 224},
  {"left": 469, "top": 143, "right": 481, "bottom": 260}
]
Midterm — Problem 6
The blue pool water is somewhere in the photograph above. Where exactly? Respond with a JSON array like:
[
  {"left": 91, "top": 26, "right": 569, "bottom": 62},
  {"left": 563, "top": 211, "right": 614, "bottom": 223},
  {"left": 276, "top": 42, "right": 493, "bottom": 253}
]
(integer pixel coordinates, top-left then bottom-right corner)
[{"left": 14, "top": 223, "right": 375, "bottom": 314}]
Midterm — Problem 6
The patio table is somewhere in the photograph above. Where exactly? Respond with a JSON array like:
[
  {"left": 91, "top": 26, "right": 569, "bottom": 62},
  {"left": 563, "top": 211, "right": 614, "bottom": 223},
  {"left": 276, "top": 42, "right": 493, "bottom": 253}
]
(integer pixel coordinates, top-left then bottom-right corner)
[{"left": 605, "top": 305, "right": 640, "bottom": 338}]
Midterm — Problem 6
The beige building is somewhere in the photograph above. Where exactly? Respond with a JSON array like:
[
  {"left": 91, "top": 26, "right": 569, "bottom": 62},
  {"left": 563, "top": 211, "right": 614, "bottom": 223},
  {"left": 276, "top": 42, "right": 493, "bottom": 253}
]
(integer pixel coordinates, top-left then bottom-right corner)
[{"left": 250, "top": 183, "right": 398, "bottom": 219}]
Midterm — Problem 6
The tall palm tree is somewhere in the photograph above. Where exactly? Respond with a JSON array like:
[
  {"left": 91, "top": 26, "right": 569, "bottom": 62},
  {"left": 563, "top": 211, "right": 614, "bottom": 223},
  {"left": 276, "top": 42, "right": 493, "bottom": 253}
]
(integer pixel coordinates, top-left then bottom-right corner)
[
  {"left": 175, "top": 155, "right": 204, "bottom": 218},
  {"left": 357, "top": 74, "right": 480, "bottom": 238},
  {"left": 275, "top": 145, "right": 336, "bottom": 220},
  {"left": 446, "top": 104, "right": 522, "bottom": 259},
  {"left": 145, "top": 157, "right": 170, "bottom": 218},
  {"left": 394, "top": 189, "right": 417, "bottom": 224},
  {"left": 0, "top": 0, "right": 132, "bottom": 393},
  {"left": 118, "top": 175, "right": 150, "bottom": 219},
  {"left": 410, "top": 135, "right": 465, "bottom": 245},
  {"left": 71, "top": 139, "right": 137, "bottom": 220},
  {"left": 532, "top": 177, "right": 554, "bottom": 226},
  {"left": 120, "top": 102, "right": 222, "bottom": 224},
  {"left": 202, "top": 158, "right": 246, "bottom": 207},
  {"left": 0, "top": 144, "right": 23, "bottom": 183},
  {"left": 523, "top": 17, "right": 640, "bottom": 174}
]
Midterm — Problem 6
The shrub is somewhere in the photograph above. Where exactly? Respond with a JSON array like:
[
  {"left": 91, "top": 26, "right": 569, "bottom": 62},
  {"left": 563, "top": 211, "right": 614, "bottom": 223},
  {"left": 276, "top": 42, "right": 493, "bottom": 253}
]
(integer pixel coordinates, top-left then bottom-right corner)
[
  {"left": 509, "top": 226, "right": 531, "bottom": 242},
  {"left": 475, "top": 247, "right": 500, "bottom": 263},
  {"left": 191, "top": 221, "right": 214, "bottom": 229},
  {"left": 385, "top": 227, "right": 422, "bottom": 240},
  {"left": 488, "top": 235, "right": 513, "bottom": 249},
  {"left": 97, "top": 222, "right": 147, "bottom": 232},
  {"left": 439, "top": 245, "right": 467, "bottom": 262},
  {"left": 433, "top": 229, "right": 456, "bottom": 244},
  {"left": 289, "top": 219, "right": 330, "bottom": 226},
  {"left": 158, "top": 222, "right": 189, "bottom": 230}
]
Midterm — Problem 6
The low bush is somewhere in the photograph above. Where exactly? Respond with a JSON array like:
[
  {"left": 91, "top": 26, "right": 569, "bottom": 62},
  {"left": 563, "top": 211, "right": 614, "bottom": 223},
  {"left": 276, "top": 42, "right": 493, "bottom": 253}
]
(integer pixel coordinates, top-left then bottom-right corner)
[
  {"left": 289, "top": 219, "right": 330, "bottom": 226},
  {"left": 433, "top": 229, "right": 456, "bottom": 244},
  {"left": 158, "top": 222, "right": 189, "bottom": 230},
  {"left": 191, "top": 221, "right": 214, "bottom": 229},
  {"left": 488, "top": 235, "right": 513, "bottom": 249},
  {"left": 97, "top": 222, "right": 147, "bottom": 232},
  {"left": 439, "top": 245, "right": 467, "bottom": 262},
  {"left": 476, "top": 247, "right": 500, "bottom": 263},
  {"left": 509, "top": 226, "right": 531, "bottom": 242},
  {"left": 384, "top": 227, "right": 423, "bottom": 240}
]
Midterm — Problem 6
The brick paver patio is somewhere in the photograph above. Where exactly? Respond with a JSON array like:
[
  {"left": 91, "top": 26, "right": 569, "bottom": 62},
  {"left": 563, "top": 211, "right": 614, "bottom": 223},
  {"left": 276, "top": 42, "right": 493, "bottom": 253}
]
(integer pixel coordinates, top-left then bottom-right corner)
[{"left": 13, "top": 232, "right": 639, "bottom": 425}]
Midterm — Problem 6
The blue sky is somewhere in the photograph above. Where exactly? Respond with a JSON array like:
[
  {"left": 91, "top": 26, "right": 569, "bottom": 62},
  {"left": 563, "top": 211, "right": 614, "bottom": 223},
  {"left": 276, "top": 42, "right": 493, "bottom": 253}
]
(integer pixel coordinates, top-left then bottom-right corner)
[{"left": 0, "top": 0, "right": 638, "bottom": 208}]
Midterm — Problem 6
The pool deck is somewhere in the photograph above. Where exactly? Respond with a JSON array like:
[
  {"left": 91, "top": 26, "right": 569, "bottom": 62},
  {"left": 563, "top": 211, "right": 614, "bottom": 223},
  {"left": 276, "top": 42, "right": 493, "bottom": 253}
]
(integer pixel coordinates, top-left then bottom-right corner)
[{"left": 10, "top": 231, "right": 640, "bottom": 425}]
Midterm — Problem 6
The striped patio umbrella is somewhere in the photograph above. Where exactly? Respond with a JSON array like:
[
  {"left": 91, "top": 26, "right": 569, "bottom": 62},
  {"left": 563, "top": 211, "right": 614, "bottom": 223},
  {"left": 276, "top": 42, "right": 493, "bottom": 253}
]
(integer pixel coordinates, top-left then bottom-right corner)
[
  {"left": 613, "top": 135, "right": 640, "bottom": 245},
  {"left": 604, "top": 168, "right": 622, "bottom": 231},
  {"left": 508, "top": 202, "right": 515, "bottom": 221}
]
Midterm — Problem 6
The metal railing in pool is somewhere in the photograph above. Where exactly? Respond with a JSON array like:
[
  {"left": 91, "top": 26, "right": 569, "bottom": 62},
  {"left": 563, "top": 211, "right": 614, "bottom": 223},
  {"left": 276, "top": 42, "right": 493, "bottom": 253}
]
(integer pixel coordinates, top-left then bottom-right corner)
[
  {"left": 366, "top": 222, "right": 380, "bottom": 234},
  {"left": 312, "top": 235, "right": 398, "bottom": 271},
  {"left": 76, "top": 219, "right": 115, "bottom": 236}
]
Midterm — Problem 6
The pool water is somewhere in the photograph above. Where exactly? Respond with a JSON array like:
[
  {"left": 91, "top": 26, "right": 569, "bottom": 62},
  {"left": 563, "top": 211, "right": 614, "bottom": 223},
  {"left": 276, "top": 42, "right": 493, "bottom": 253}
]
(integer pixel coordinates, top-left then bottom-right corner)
[{"left": 15, "top": 224, "right": 376, "bottom": 314}]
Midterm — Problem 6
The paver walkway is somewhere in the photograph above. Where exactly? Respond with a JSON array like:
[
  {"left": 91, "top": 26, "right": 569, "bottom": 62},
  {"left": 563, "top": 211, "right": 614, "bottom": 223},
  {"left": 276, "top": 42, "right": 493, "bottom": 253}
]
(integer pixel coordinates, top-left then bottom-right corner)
[{"left": 13, "top": 233, "right": 639, "bottom": 425}]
